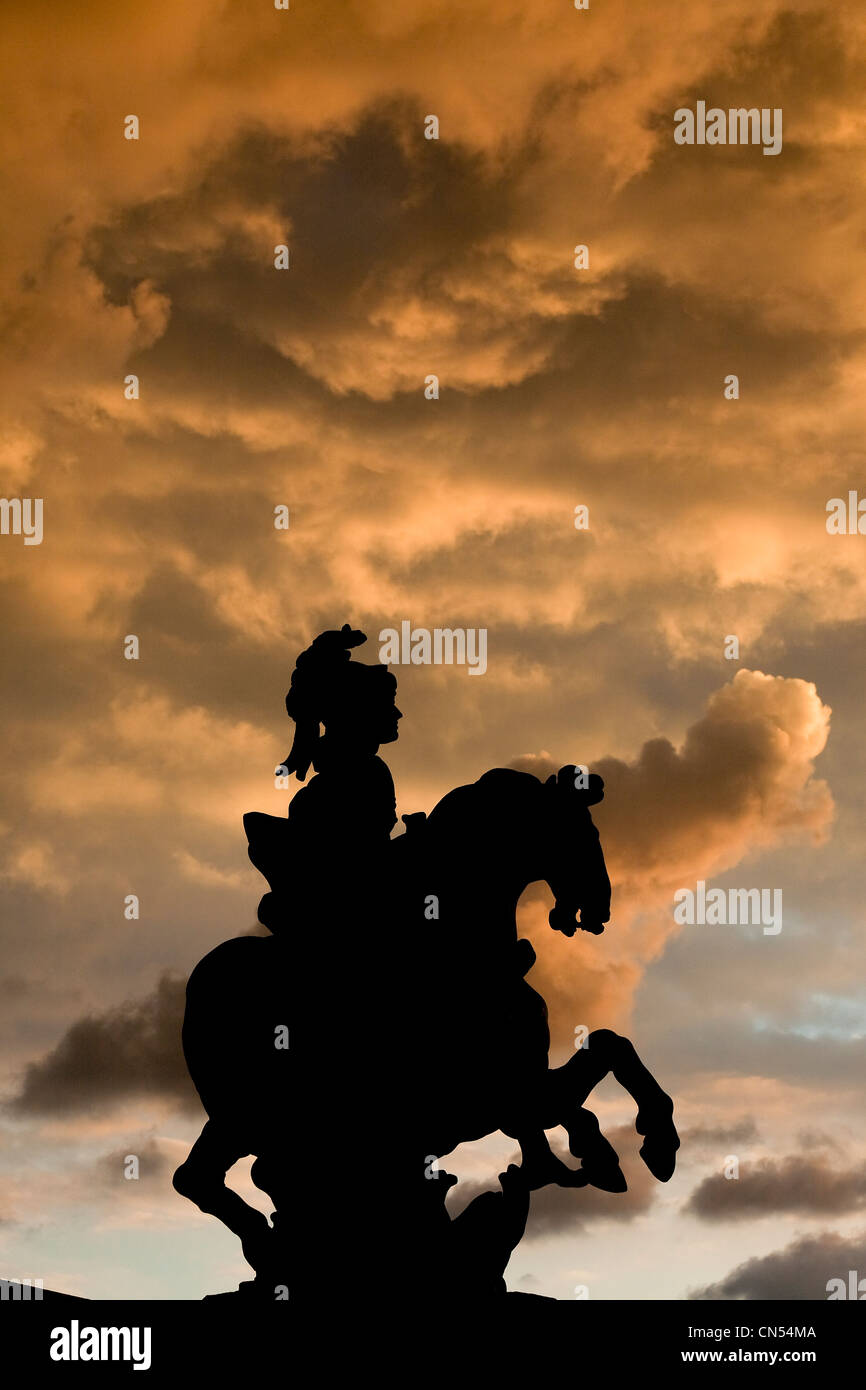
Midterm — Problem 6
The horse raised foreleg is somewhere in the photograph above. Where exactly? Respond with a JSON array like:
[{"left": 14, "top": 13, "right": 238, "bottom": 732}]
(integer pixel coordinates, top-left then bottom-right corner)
[
  {"left": 550, "top": 1029, "right": 679, "bottom": 1181},
  {"left": 173, "top": 1119, "right": 275, "bottom": 1273},
  {"left": 496, "top": 979, "right": 625, "bottom": 1191}
]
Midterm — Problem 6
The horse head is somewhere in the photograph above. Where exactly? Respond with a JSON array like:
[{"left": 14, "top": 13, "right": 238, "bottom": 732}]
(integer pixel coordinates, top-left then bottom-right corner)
[
  {"left": 540, "top": 765, "right": 611, "bottom": 938},
  {"left": 424, "top": 764, "right": 611, "bottom": 941}
]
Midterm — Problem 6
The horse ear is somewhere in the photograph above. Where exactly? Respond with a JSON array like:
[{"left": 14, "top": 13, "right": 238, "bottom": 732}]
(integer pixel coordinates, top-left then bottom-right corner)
[
  {"left": 545, "top": 773, "right": 557, "bottom": 787},
  {"left": 555, "top": 766, "right": 605, "bottom": 803}
]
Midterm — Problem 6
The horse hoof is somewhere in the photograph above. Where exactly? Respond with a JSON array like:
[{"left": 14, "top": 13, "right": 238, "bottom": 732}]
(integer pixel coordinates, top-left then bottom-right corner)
[
  {"left": 639, "top": 1136, "right": 678, "bottom": 1182},
  {"left": 580, "top": 1159, "right": 627, "bottom": 1193}
]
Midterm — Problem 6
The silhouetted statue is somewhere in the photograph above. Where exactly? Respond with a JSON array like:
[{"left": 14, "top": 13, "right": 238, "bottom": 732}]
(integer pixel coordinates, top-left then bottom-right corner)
[{"left": 173, "top": 626, "right": 679, "bottom": 1306}]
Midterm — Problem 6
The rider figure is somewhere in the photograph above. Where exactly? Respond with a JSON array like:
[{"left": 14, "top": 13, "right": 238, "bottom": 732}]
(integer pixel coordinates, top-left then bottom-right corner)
[{"left": 244, "top": 624, "right": 402, "bottom": 934}]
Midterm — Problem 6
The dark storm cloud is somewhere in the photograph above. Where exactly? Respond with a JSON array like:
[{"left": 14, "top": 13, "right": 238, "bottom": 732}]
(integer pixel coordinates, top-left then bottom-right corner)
[
  {"left": 97, "top": 1137, "right": 173, "bottom": 1187},
  {"left": 689, "top": 1230, "right": 866, "bottom": 1301},
  {"left": 685, "top": 1153, "right": 866, "bottom": 1220},
  {"left": 10, "top": 974, "right": 195, "bottom": 1115},
  {"left": 80, "top": 105, "right": 536, "bottom": 408}
]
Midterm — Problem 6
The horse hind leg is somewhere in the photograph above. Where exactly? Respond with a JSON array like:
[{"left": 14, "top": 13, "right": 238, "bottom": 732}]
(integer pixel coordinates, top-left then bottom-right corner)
[{"left": 173, "top": 1119, "right": 275, "bottom": 1273}]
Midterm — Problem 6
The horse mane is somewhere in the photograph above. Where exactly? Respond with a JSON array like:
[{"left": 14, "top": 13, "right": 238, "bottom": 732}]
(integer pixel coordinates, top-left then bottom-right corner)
[{"left": 426, "top": 767, "right": 543, "bottom": 831}]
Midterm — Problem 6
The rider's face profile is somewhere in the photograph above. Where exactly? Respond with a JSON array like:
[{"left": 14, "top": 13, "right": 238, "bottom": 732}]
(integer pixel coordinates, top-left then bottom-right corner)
[
  {"left": 355, "top": 669, "right": 401, "bottom": 747},
  {"left": 322, "top": 678, "right": 402, "bottom": 752},
  {"left": 378, "top": 698, "right": 402, "bottom": 745},
  {"left": 351, "top": 692, "right": 401, "bottom": 747}
]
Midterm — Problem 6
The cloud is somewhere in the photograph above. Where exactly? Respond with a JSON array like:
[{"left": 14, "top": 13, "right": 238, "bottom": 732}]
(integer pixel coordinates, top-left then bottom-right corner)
[
  {"left": 96, "top": 1137, "right": 175, "bottom": 1189},
  {"left": 689, "top": 1230, "right": 866, "bottom": 1300},
  {"left": 10, "top": 975, "right": 194, "bottom": 1116},
  {"left": 685, "top": 1152, "right": 866, "bottom": 1220},
  {"left": 597, "top": 669, "right": 833, "bottom": 898},
  {"left": 520, "top": 669, "right": 833, "bottom": 1049},
  {"left": 680, "top": 1120, "right": 760, "bottom": 1150},
  {"left": 173, "top": 849, "right": 248, "bottom": 892}
]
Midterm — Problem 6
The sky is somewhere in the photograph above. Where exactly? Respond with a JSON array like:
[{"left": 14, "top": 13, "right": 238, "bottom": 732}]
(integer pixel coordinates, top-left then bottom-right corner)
[{"left": 1, "top": 0, "right": 865, "bottom": 1301}]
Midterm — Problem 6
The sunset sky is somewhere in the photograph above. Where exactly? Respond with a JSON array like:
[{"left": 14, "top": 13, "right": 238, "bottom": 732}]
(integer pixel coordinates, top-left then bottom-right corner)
[{"left": 1, "top": 0, "right": 865, "bottom": 1301}]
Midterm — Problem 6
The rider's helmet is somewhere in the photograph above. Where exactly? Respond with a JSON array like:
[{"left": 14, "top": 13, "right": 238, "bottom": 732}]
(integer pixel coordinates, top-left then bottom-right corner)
[{"left": 283, "top": 624, "right": 401, "bottom": 780}]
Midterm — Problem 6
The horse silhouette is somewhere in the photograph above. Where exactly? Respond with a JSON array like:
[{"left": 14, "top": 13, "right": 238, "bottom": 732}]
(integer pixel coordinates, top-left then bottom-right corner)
[{"left": 174, "top": 741, "right": 678, "bottom": 1301}]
